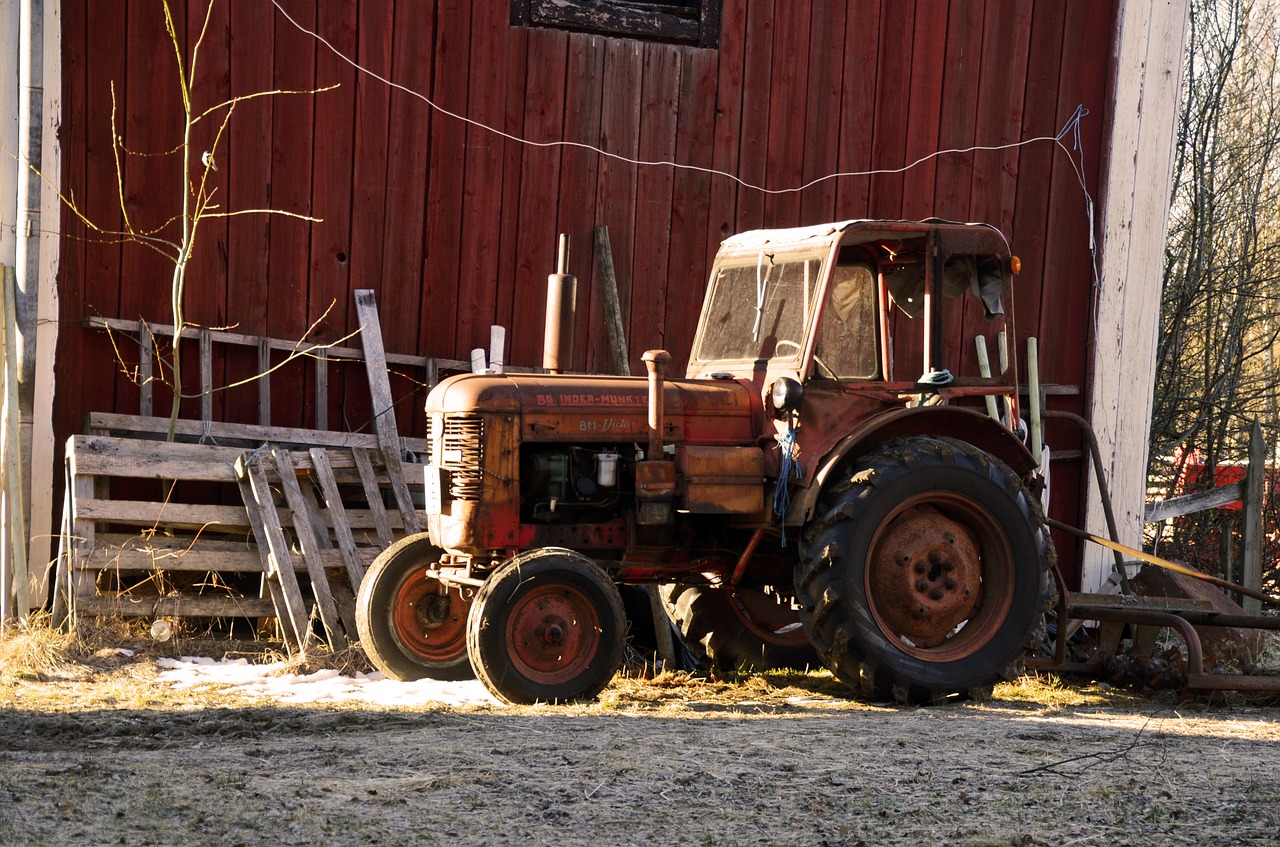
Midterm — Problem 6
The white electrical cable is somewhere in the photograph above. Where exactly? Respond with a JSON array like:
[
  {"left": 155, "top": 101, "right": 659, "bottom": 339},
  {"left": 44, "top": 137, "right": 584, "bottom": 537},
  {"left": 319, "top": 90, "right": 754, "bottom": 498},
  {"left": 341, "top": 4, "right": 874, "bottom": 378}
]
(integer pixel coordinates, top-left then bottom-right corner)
[{"left": 270, "top": 0, "right": 1096, "bottom": 202}]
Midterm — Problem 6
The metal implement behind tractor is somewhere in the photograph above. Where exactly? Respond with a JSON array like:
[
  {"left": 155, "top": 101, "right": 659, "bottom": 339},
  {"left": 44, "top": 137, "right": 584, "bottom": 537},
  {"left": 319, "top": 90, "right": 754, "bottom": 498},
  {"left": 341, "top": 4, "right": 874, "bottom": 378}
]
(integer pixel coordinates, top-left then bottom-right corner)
[{"left": 355, "top": 219, "right": 1062, "bottom": 705}]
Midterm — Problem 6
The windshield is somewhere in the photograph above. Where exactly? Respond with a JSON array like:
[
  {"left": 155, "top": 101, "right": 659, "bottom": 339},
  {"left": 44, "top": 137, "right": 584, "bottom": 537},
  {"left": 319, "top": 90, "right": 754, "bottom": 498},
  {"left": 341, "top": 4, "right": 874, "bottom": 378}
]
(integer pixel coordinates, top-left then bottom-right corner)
[{"left": 694, "top": 252, "right": 823, "bottom": 363}]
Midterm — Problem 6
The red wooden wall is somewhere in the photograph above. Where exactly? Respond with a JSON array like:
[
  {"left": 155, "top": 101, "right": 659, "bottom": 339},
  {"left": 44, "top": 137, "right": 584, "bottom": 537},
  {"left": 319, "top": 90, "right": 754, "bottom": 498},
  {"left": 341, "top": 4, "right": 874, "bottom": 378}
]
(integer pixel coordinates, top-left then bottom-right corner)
[{"left": 55, "top": 0, "right": 1117, "bottom": 578}]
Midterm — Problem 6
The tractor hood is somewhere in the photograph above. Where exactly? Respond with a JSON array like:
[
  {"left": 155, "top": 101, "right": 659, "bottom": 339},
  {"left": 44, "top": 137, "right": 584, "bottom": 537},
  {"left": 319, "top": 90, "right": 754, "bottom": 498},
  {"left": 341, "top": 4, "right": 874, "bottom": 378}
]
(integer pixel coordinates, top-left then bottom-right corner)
[{"left": 427, "top": 372, "right": 762, "bottom": 445}]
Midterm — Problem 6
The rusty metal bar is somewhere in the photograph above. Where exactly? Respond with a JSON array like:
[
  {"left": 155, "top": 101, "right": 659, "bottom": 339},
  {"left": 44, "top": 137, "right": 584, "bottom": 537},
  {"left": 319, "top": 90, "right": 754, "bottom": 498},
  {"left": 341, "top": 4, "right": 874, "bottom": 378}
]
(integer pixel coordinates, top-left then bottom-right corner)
[
  {"left": 1042, "top": 410, "right": 1129, "bottom": 593},
  {"left": 729, "top": 528, "right": 766, "bottom": 587},
  {"left": 1047, "top": 517, "right": 1279, "bottom": 607}
]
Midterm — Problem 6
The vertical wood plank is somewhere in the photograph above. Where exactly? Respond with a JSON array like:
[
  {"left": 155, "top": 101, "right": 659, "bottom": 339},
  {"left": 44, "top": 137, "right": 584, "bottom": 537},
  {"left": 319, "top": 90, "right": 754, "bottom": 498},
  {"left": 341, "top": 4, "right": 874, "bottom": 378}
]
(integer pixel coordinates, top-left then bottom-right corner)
[
  {"left": 421, "top": 0, "right": 473, "bottom": 365},
  {"left": 314, "top": 355, "right": 328, "bottom": 432},
  {"left": 706, "top": 0, "right": 747, "bottom": 247},
  {"left": 120, "top": 1, "right": 183, "bottom": 418},
  {"left": 1084, "top": 0, "right": 1184, "bottom": 592},
  {"left": 734, "top": 0, "right": 775, "bottom": 232},
  {"left": 255, "top": 338, "right": 271, "bottom": 427},
  {"left": 344, "top": 0, "right": 395, "bottom": 433},
  {"left": 378, "top": 1, "right": 435, "bottom": 362},
  {"left": 199, "top": 328, "right": 212, "bottom": 425},
  {"left": 310, "top": 448, "right": 367, "bottom": 588},
  {"left": 899, "top": 0, "right": 949, "bottom": 222},
  {"left": 869, "top": 0, "right": 915, "bottom": 220},
  {"left": 593, "top": 38, "right": 643, "bottom": 372},
  {"left": 932, "top": 0, "right": 984, "bottom": 377},
  {"left": 236, "top": 455, "right": 312, "bottom": 652},
  {"left": 225, "top": 1, "right": 276, "bottom": 423},
  {"left": 664, "top": 47, "right": 719, "bottom": 371},
  {"left": 353, "top": 447, "right": 395, "bottom": 547},
  {"left": 630, "top": 44, "right": 682, "bottom": 353},
  {"left": 558, "top": 34, "right": 607, "bottom": 373},
  {"left": 266, "top": 0, "right": 317, "bottom": 429},
  {"left": 956, "top": 0, "right": 1033, "bottom": 381},
  {"left": 455, "top": 1, "right": 517, "bottom": 365},
  {"left": 270, "top": 448, "right": 347, "bottom": 647},
  {"left": 492, "top": 24, "right": 529, "bottom": 351},
  {"left": 308, "top": 0, "right": 358, "bottom": 432},
  {"left": 799, "top": 1, "right": 848, "bottom": 226},
  {"left": 139, "top": 331, "right": 153, "bottom": 417},
  {"left": 354, "top": 290, "right": 423, "bottom": 535},
  {"left": 1242, "top": 420, "right": 1265, "bottom": 614},
  {"left": 186, "top": 1, "right": 231, "bottom": 425},
  {"left": 762, "top": 3, "right": 810, "bottom": 228},
  {"left": 835, "top": 0, "right": 882, "bottom": 218},
  {"left": 510, "top": 29, "right": 570, "bottom": 369}
]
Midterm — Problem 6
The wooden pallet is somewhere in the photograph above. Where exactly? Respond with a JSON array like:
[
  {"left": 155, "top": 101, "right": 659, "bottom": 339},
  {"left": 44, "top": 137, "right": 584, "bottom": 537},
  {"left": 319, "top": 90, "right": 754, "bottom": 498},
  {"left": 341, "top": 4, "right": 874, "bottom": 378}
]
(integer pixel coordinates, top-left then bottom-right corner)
[
  {"left": 55, "top": 291, "right": 436, "bottom": 649},
  {"left": 51, "top": 428, "right": 425, "bottom": 647}
]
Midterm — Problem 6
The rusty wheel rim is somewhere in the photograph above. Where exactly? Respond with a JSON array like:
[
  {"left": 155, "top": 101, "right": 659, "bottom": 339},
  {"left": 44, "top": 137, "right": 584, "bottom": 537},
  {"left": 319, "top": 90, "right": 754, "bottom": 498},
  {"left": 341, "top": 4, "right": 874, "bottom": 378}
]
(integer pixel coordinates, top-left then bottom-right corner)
[
  {"left": 865, "top": 493, "right": 1015, "bottom": 662},
  {"left": 506, "top": 584, "right": 602, "bottom": 685},
  {"left": 391, "top": 568, "right": 470, "bottom": 664}
]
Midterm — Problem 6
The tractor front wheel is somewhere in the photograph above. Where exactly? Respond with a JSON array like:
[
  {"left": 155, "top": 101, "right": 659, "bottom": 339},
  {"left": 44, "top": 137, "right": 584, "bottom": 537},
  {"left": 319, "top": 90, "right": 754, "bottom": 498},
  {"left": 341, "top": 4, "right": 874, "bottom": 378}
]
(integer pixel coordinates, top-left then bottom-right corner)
[
  {"left": 356, "top": 534, "right": 473, "bottom": 681},
  {"left": 466, "top": 548, "right": 626, "bottom": 704},
  {"left": 796, "top": 437, "right": 1053, "bottom": 704}
]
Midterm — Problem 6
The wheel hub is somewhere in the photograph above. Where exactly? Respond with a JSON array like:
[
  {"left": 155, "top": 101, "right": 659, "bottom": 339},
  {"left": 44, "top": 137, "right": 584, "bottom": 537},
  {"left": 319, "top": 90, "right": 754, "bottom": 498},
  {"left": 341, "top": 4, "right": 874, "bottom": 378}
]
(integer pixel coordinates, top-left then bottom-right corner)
[
  {"left": 392, "top": 572, "right": 468, "bottom": 662},
  {"left": 507, "top": 587, "right": 601, "bottom": 684},
  {"left": 870, "top": 506, "right": 983, "bottom": 646}
]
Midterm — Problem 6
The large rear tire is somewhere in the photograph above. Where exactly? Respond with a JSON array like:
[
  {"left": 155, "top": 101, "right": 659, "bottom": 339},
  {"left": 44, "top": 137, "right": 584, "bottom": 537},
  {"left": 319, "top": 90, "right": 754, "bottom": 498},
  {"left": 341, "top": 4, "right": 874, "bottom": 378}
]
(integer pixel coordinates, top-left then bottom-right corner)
[
  {"left": 466, "top": 548, "right": 626, "bottom": 704},
  {"left": 659, "top": 583, "right": 816, "bottom": 671},
  {"left": 355, "top": 534, "right": 473, "bottom": 681},
  {"left": 796, "top": 437, "right": 1053, "bottom": 704}
]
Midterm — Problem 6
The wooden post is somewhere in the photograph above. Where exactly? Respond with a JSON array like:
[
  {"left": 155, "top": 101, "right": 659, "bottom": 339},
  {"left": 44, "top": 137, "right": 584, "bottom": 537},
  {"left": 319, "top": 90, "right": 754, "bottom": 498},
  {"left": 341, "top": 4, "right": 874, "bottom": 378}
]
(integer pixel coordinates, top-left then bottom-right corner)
[
  {"left": 1027, "top": 338, "right": 1043, "bottom": 469},
  {"left": 1242, "top": 419, "right": 1265, "bottom": 615},
  {"left": 593, "top": 226, "right": 631, "bottom": 377},
  {"left": 1, "top": 265, "right": 29, "bottom": 622},
  {"left": 973, "top": 337, "right": 1000, "bottom": 421},
  {"left": 199, "top": 328, "right": 213, "bottom": 425},
  {"left": 257, "top": 338, "right": 271, "bottom": 427},
  {"left": 353, "top": 289, "right": 422, "bottom": 536}
]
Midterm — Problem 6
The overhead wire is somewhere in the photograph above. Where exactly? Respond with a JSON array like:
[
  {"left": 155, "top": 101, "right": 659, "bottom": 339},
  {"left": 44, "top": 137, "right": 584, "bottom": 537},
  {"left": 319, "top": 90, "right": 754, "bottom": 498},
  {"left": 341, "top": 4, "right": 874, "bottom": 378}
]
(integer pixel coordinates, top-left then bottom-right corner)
[{"left": 269, "top": 0, "right": 1098, "bottom": 215}]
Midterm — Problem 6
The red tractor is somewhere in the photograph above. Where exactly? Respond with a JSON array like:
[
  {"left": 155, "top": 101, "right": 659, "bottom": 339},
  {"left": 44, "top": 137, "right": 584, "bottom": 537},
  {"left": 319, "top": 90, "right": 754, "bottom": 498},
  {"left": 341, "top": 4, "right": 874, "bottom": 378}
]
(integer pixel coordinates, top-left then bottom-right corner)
[{"left": 356, "top": 219, "right": 1054, "bottom": 705}]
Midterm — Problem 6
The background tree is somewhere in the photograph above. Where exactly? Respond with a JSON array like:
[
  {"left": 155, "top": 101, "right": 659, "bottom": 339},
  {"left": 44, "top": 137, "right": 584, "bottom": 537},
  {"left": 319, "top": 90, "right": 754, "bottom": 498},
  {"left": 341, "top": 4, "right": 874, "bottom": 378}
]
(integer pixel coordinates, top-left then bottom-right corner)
[{"left": 1149, "top": 0, "right": 1280, "bottom": 587}]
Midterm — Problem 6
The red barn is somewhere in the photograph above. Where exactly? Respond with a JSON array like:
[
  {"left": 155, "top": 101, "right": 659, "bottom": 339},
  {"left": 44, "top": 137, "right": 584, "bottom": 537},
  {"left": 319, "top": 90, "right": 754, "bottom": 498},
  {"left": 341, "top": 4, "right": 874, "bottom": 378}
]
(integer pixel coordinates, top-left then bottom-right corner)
[{"left": 0, "top": 0, "right": 1187, "bottom": 613}]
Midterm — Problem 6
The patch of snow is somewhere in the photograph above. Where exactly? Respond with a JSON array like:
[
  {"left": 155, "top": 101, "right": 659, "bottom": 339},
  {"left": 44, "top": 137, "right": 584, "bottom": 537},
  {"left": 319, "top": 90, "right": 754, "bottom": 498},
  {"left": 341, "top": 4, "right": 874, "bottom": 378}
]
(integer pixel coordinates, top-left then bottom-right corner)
[{"left": 156, "top": 656, "right": 501, "bottom": 708}]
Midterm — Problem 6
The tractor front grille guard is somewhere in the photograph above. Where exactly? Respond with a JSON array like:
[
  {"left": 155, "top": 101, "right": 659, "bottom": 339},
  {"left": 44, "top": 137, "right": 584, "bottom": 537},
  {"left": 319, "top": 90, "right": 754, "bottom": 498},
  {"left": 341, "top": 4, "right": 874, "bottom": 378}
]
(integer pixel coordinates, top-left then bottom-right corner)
[{"left": 428, "top": 413, "right": 486, "bottom": 502}]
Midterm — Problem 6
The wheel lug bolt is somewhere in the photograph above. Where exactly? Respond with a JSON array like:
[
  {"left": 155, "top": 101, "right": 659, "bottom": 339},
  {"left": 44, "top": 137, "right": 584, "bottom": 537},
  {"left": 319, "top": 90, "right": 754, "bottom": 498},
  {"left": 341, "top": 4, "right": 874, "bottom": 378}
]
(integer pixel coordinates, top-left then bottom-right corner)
[
  {"left": 944, "top": 577, "right": 957, "bottom": 590},
  {"left": 929, "top": 587, "right": 944, "bottom": 601},
  {"left": 915, "top": 579, "right": 929, "bottom": 592},
  {"left": 943, "top": 560, "right": 956, "bottom": 571},
  {"left": 914, "top": 562, "right": 927, "bottom": 574}
]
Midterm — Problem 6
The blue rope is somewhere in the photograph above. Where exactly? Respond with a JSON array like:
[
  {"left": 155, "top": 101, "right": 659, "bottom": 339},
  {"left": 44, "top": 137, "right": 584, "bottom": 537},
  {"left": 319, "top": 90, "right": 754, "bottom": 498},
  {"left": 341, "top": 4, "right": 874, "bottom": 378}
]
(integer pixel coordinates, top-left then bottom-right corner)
[{"left": 773, "top": 424, "right": 804, "bottom": 547}]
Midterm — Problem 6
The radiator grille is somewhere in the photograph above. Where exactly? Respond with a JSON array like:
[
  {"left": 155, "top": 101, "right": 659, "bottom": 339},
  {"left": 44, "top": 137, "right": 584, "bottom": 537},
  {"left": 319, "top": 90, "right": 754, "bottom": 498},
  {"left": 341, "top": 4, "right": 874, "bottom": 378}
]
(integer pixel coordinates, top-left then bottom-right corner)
[{"left": 440, "top": 413, "right": 485, "bottom": 501}]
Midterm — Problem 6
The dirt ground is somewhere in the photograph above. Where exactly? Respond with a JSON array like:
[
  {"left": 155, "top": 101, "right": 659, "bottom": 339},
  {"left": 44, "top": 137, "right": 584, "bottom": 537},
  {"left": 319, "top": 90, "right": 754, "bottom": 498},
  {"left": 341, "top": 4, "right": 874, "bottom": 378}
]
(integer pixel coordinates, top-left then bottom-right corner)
[{"left": 2, "top": 641, "right": 1279, "bottom": 847}]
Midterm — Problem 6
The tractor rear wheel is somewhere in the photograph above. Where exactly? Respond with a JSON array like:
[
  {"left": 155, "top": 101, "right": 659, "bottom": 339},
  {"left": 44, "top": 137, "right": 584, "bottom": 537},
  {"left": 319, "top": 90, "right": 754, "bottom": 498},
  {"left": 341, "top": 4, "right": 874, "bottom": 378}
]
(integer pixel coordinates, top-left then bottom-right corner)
[
  {"left": 796, "top": 437, "right": 1052, "bottom": 704},
  {"left": 659, "top": 583, "right": 815, "bottom": 671},
  {"left": 466, "top": 548, "right": 626, "bottom": 704},
  {"left": 356, "top": 534, "right": 473, "bottom": 681}
]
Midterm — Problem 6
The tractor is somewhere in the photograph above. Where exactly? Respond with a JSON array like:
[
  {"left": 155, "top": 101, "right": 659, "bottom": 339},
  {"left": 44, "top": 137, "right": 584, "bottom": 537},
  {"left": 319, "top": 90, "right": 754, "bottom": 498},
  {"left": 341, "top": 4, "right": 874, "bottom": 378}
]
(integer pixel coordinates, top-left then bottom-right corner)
[{"left": 355, "top": 218, "right": 1054, "bottom": 705}]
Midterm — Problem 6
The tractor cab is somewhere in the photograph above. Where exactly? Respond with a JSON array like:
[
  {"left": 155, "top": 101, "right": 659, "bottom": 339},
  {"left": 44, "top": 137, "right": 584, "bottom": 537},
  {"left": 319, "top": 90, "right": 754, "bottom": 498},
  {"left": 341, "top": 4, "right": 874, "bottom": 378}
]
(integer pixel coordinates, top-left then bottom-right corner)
[{"left": 688, "top": 219, "right": 1032, "bottom": 524}]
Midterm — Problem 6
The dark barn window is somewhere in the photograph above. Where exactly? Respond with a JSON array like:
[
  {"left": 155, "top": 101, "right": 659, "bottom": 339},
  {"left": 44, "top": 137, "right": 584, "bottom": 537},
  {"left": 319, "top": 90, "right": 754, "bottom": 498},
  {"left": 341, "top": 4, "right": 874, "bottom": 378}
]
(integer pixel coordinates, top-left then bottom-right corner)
[{"left": 511, "top": 0, "right": 722, "bottom": 48}]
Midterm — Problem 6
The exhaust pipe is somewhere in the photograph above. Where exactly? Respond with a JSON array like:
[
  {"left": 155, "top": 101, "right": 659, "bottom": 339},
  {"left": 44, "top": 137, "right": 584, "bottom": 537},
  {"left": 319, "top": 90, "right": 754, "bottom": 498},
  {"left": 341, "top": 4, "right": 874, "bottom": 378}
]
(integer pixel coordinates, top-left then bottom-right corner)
[{"left": 543, "top": 234, "right": 576, "bottom": 374}]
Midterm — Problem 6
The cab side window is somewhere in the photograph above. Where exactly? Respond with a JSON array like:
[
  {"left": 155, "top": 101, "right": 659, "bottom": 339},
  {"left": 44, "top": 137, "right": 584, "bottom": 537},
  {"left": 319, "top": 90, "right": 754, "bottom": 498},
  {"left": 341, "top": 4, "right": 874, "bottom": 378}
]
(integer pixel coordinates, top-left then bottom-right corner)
[{"left": 814, "top": 263, "right": 878, "bottom": 379}]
